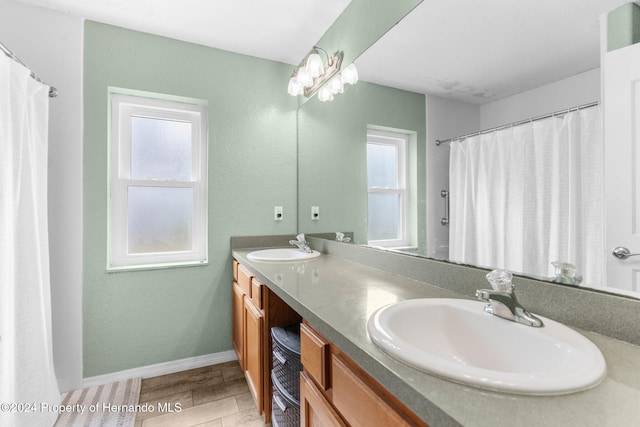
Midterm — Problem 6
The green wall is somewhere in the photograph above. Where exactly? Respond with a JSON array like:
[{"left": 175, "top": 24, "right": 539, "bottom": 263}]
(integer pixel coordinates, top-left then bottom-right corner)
[
  {"left": 83, "top": 21, "right": 297, "bottom": 376},
  {"left": 297, "top": 82, "right": 426, "bottom": 250},
  {"left": 608, "top": 2, "right": 640, "bottom": 51}
]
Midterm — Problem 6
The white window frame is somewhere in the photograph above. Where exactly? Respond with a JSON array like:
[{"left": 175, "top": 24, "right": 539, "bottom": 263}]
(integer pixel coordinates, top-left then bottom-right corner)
[
  {"left": 108, "top": 93, "right": 208, "bottom": 270},
  {"left": 367, "top": 129, "right": 409, "bottom": 248}
]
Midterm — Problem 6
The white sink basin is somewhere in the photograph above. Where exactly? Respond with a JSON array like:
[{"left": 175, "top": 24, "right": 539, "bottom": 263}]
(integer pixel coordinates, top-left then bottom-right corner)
[
  {"left": 367, "top": 298, "right": 606, "bottom": 395},
  {"left": 246, "top": 248, "right": 321, "bottom": 262}
]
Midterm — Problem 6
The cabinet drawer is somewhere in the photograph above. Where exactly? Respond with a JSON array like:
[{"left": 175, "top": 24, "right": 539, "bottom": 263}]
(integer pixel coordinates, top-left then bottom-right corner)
[
  {"left": 250, "top": 278, "right": 263, "bottom": 310},
  {"left": 237, "top": 264, "right": 253, "bottom": 295},
  {"left": 332, "top": 354, "right": 411, "bottom": 427},
  {"left": 300, "top": 323, "right": 330, "bottom": 390},
  {"left": 233, "top": 259, "right": 239, "bottom": 281}
]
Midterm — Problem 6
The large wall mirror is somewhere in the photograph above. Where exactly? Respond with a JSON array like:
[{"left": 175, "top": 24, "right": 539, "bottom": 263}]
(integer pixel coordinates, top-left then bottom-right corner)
[{"left": 298, "top": 0, "right": 640, "bottom": 299}]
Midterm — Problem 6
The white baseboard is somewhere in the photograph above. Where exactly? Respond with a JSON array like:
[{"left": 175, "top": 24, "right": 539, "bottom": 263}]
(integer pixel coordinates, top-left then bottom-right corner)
[{"left": 81, "top": 350, "right": 237, "bottom": 389}]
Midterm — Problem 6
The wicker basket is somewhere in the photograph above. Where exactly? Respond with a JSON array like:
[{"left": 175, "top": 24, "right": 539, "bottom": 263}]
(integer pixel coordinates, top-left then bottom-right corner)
[
  {"left": 272, "top": 371, "right": 300, "bottom": 427},
  {"left": 271, "top": 324, "right": 302, "bottom": 401}
]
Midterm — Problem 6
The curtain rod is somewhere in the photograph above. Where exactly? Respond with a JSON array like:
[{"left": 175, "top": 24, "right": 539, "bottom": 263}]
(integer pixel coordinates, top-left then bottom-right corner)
[
  {"left": 0, "top": 41, "right": 58, "bottom": 98},
  {"left": 435, "top": 101, "right": 599, "bottom": 146}
]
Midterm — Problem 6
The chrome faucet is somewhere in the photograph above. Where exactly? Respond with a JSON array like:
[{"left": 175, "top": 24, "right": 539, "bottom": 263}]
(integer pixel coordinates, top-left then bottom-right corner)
[
  {"left": 551, "top": 261, "right": 583, "bottom": 286},
  {"left": 475, "top": 270, "right": 544, "bottom": 328},
  {"left": 335, "top": 232, "right": 351, "bottom": 243},
  {"left": 289, "top": 233, "right": 312, "bottom": 253}
]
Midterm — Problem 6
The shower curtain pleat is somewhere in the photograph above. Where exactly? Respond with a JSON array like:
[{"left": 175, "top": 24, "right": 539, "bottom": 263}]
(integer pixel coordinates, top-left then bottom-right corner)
[
  {"left": 0, "top": 55, "right": 60, "bottom": 427},
  {"left": 449, "top": 107, "right": 603, "bottom": 286}
]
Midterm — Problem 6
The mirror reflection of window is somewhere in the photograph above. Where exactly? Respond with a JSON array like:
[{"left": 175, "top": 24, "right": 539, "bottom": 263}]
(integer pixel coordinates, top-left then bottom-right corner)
[{"left": 367, "top": 129, "right": 409, "bottom": 248}]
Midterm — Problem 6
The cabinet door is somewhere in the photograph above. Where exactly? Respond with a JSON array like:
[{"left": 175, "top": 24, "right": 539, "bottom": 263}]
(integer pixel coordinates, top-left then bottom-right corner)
[
  {"left": 232, "top": 281, "right": 245, "bottom": 369},
  {"left": 300, "top": 372, "right": 346, "bottom": 427},
  {"left": 244, "top": 295, "right": 264, "bottom": 414},
  {"left": 332, "top": 354, "right": 412, "bottom": 427}
]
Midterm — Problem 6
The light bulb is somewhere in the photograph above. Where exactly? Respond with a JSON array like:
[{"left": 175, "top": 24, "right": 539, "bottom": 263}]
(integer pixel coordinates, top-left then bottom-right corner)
[
  {"left": 306, "top": 52, "right": 324, "bottom": 78},
  {"left": 297, "top": 66, "right": 313, "bottom": 88},
  {"left": 341, "top": 63, "right": 359, "bottom": 85},
  {"left": 287, "top": 76, "right": 303, "bottom": 96},
  {"left": 328, "top": 75, "right": 344, "bottom": 94},
  {"left": 318, "top": 85, "right": 334, "bottom": 102}
]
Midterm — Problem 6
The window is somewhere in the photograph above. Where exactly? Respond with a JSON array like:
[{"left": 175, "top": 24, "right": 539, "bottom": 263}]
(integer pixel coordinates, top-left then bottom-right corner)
[
  {"left": 367, "top": 129, "right": 409, "bottom": 248},
  {"left": 109, "top": 92, "right": 208, "bottom": 269}
]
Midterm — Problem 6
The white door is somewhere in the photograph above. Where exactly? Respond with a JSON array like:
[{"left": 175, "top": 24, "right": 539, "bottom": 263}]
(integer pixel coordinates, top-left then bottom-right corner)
[{"left": 605, "top": 42, "right": 640, "bottom": 294}]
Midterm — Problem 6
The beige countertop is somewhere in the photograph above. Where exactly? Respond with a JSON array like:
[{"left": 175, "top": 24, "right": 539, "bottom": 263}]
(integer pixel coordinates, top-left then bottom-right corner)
[{"left": 232, "top": 248, "right": 640, "bottom": 427}]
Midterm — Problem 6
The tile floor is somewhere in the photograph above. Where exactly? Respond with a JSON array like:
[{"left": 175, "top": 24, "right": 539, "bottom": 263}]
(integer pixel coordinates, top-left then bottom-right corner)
[{"left": 134, "top": 361, "right": 270, "bottom": 427}]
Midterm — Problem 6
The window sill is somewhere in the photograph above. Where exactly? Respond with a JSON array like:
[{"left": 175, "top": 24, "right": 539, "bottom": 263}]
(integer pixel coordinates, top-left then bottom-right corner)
[{"left": 106, "top": 259, "right": 208, "bottom": 273}]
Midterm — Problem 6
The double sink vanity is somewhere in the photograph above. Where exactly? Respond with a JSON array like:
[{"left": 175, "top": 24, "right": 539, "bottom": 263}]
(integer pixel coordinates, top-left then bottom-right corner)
[{"left": 231, "top": 235, "right": 640, "bottom": 426}]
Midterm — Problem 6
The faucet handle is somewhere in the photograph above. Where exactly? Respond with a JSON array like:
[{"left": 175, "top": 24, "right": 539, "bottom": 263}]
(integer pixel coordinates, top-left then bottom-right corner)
[
  {"left": 335, "top": 232, "right": 351, "bottom": 243},
  {"left": 296, "top": 233, "right": 306, "bottom": 243},
  {"left": 485, "top": 269, "right": 513, "bottom": 293}
]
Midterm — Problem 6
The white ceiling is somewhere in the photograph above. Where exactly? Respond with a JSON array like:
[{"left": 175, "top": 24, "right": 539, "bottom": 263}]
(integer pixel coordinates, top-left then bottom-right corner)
[
  {"left": 356, "top": 0, "right": 632, "bottom": 104},
  {"left": 11, "top": 0, "right": 351, "bottom": 65},
  {"left": 10, "top": 0, "right": 635, "bottom": 104}
]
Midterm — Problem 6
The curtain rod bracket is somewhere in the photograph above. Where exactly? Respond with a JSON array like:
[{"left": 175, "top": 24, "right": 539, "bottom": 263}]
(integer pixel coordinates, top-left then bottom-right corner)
[{"left": 1, "top": 40, "right": 58, "bottom": 98}]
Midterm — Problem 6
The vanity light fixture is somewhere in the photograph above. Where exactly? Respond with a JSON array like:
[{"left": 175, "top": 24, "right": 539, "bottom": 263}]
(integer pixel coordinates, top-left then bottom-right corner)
[{"left": 287, "top": 46, "right": 358, "bottom": 102}]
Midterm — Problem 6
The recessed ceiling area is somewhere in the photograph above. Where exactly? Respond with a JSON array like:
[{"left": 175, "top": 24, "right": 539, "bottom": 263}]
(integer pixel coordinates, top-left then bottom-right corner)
[{"left": 356, "top": 0, "right": 632, "bottom": 104}]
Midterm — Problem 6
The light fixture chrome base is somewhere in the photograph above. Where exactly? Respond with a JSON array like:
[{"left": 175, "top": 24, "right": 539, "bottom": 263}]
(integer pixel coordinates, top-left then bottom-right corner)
[{"left": 303, "top": 51, "right": 343, "bottom": 98}]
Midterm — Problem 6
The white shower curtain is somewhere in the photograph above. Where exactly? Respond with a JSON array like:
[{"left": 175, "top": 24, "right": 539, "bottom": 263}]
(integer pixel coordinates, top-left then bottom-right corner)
[
  {"left": 0, "top": 55, "right": 60, "bottom": 426},
  {"left": 449, "top": 106, "right": 602, "bottom": 286}
]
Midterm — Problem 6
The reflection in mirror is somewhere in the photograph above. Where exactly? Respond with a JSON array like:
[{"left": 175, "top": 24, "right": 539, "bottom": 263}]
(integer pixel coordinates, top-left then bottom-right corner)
[
  {"left": 296, "top": 0, "right": 424, "bottom": 107},
  {"left": 297, "top": 0, "right": 640, "bottom": 299},
  {"left": 297, "top": 81, "right": 426, "bottom": 251},
  {"left": 367, "top": 129, "right": 411, "bottom": 248},
  {"left": 445, "top": 104, "right": 602, "bottom": 288}
]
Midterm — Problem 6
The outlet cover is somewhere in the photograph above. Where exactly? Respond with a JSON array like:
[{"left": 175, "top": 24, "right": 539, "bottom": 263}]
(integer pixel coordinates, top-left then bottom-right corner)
[{"left": 274, "top": 206, "right": 283, "bottom": 221}]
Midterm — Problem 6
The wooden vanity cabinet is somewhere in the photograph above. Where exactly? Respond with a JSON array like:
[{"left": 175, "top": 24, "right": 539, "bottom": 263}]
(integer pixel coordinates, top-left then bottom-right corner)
[
  {"left": 233, "top": 259, "right": 426, "bottom": 426},
  {"left": 300, "top": 322, "right": 429, "bottom": 427},
  {"left": 231, "top": 260, "right": 301, "bottom": 424}
]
